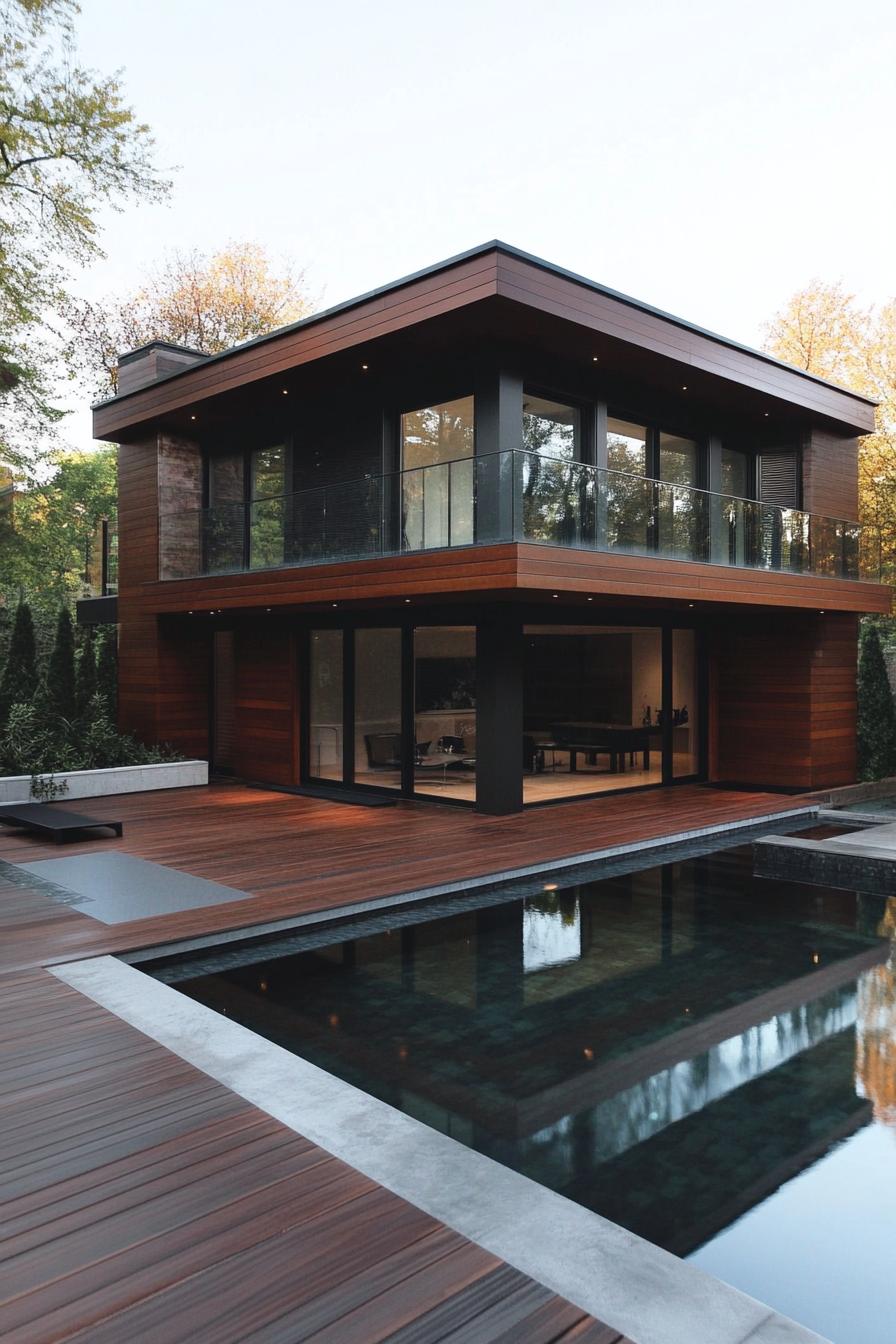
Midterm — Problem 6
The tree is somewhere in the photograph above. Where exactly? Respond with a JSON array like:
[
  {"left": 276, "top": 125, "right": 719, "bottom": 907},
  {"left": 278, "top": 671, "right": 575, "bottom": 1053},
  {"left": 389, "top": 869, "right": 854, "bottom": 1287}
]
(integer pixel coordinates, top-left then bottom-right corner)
[
  {"left": 0, "top": 446, "right": 117, "bottom": 604},
  {"left": 0, "top": 0, "right": 168, "bottom": 472},
  {"left": 44, "top": 607, "right": 76, "bottom": 722},
  {"left": 68, "top": 243, "right": 314, "bottom": 400},
  {"left": 762, "top": 281, "right": 868, "bottom": 385},
  {"left": 764, "top": 283, "right": 896, "bottom": 587},
  {"left": 96, "top": 627, "right": 116, "bottom": 716},
  {"left": 75, "top": 631, "right": 96, "bottom": 718},
  {"left": 857, "top": 622, "right": 896, "bottom": 781},
  {"left": 0, "top": 599, "right": 38, "bottom": 722}
]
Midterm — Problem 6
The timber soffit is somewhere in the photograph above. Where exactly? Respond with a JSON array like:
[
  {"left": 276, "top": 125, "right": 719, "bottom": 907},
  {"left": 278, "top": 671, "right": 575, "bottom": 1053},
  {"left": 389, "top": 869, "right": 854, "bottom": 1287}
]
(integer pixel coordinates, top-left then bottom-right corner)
[{"left": 92, "top": 241, "right": 877, "bottom": 426}]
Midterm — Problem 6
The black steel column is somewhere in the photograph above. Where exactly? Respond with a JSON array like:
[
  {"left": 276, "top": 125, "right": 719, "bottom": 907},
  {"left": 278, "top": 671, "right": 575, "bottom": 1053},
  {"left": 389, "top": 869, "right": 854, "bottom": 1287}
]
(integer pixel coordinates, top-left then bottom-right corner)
[
  {"left": 476, "top": 614, "right": 524, "bottom": 814},
  {"left": 475, "top": 369, "right": 522, "bottom": 543}
]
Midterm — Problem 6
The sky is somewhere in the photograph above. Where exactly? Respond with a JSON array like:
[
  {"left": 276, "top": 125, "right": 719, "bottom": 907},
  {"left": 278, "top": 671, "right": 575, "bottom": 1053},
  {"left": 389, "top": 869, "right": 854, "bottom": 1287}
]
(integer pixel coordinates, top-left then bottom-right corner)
[{"left": 67, "top": 0, "right": 896, "bottom": 445}]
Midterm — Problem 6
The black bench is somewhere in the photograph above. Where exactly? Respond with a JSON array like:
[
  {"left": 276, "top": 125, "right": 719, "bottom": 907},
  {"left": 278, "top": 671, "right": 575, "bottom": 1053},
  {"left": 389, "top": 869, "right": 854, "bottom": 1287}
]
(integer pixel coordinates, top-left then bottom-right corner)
[{"left": 0, "top": 804, "right": 123, "bottom": 844}]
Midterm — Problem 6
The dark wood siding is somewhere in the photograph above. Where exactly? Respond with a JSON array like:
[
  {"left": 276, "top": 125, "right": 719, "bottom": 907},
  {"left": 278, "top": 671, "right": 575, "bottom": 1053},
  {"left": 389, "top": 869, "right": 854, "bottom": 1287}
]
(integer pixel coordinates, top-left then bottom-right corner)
[
  {"left": 233, "top": 624, "right": 298, "bottom": 785},
  {"left": 711, "top": 612, "right": 857, "bottom": 790}
]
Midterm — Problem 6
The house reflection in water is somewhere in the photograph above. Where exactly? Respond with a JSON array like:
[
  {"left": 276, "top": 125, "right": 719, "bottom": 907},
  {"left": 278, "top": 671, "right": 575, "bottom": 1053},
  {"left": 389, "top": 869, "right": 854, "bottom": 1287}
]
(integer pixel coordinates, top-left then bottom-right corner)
[{"left": 169, "top": 845, "right": 895, "bottom": 1269}]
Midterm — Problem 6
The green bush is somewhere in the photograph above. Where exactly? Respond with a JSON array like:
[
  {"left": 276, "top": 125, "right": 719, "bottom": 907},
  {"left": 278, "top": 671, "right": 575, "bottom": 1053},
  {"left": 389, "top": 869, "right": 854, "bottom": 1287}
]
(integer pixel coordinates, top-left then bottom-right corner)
[
  {"left": 0, "top": 607, "right": 181, "bottom": 779},
  {"left": 44, "top": 608, "right": 77, "bottom": 722},
  {"left": 0, "top": 694, "right": 179, "bottom": 779},
  {"left": 96, "top": 628, "right": 117, "bottom": 716},
  {"left": 0, "top": 601, "right": 38, "bottom": 725},
  {"left": 857, "top": 622, "right": 896, "bottom": 781},
  {"left": 75, "top": 633, "right": 97, "bottom": 719}
]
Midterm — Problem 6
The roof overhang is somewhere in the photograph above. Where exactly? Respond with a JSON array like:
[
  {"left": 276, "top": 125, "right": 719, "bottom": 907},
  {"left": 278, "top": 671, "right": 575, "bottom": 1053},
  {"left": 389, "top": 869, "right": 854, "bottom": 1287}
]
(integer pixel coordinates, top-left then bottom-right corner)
[{"left": 92, "top": 242, "right": 877, "bottom": 441}]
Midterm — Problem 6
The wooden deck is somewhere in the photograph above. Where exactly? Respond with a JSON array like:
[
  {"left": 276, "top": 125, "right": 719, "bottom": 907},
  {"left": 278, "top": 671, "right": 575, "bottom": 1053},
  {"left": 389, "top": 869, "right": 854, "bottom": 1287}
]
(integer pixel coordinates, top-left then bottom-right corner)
[
  {"left": 0, "top": 781, "right": 806, "bottom": 974},
  {"left": 0, "top": 782, "right": 805, "bottom": 1341}
]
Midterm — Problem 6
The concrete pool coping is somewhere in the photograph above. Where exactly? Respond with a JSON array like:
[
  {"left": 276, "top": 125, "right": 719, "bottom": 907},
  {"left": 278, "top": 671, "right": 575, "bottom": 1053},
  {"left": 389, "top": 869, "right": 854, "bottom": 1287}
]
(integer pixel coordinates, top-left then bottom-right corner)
[{"left": 53, "top": 954, "right": 829, "bottom": 1344}]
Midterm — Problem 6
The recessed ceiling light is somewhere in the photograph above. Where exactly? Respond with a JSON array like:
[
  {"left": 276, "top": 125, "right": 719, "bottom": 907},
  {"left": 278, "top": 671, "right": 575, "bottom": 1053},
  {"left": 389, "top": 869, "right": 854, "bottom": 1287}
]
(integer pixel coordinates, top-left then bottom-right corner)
[
  {"left": 592, "top": 355, "right": 599, "bottom": 363},
  {"left": 764, "top": 412, "right": 769, "bottom": 417},
  {"left": 282, "top": 389, "right": 288, "bottom": 395},
  {"left": 405, "top": 598, "right": 411, "bottom": 603},
  {"left": 190, "top": 414, "right": 197, "bottom": 421},
  {"left": 332, "top": 602, "right": 338, "bottom": 608},
  {"left": 682, "top": 385, "right": 688, "bottom": 391},
  {"left": 552, "top": 593, "right": 559, "bottom": 598},
  {"left": 361, "top": 363, "right": 369, "bottom": 371}
]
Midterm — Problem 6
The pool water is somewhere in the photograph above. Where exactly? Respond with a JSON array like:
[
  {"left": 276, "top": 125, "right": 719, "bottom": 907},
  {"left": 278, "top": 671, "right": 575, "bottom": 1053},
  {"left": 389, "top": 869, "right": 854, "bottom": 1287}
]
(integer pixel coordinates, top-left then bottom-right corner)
[
  {"left": 841, "top": 796, "right": 896, "bottom": 816},
  {"left": 156, "top": 839, "right": 896, "bottom": 1344}
]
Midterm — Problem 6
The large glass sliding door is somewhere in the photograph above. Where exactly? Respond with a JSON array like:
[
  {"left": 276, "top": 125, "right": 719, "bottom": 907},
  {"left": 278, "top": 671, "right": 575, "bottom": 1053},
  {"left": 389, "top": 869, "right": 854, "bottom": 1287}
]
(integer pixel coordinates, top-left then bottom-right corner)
[
  {"left": 354, "top": 628, "right": 403, "bottom": 790},
  {"left": 413, "top": 627, "right": 477, "bottom": 801},
  {"left": 308, "top": 629, "right": 343, "bottom": 781},
  {"left": 521, "top": 624, "right": 701, "bottom": 804},
  {"left": 304, "top": 624, "right": 477, "bottom": 803}
]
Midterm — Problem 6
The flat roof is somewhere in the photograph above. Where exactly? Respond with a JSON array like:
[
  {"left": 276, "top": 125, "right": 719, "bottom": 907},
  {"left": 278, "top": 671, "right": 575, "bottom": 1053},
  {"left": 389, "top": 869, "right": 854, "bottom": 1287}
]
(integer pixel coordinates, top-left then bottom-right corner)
[{"left": 93, "top": 240, "right": 877, "bottom": 413}]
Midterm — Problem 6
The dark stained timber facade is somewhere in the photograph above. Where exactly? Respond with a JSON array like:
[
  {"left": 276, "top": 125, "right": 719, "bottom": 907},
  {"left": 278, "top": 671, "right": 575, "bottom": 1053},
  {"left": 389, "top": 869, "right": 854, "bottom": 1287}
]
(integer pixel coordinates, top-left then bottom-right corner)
[{"left": 95, "top": 243, "right": 890, "bottom": 814}]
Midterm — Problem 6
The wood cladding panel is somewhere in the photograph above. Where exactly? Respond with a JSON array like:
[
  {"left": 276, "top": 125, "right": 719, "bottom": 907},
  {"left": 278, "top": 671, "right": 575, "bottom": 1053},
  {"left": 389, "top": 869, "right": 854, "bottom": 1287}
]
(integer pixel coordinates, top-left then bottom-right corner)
[
  {"left": 95, "top": 249, "right": 874, "bottom": 442},
  {"left": 94, "top": 256, "right": 502, "bottom": 438},
  {"left": 233, "top": 624, "right": 298, "bottom": 785},
  {"left": 493, "top": 253, "right": 875, "bottom": 431},
  {"left": 711, "top": 612, "right": 858, "bottom": 790},
  {"left": 123, "top": 544, "right": 889, "bottom": 620}
]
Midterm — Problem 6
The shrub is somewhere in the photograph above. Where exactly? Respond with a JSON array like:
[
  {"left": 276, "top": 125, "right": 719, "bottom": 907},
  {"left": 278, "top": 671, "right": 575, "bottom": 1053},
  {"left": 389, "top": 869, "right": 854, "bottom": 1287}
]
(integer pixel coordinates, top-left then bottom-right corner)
[
  {"left": 96, "top": 628, "right": 117, "bottom": 717},
  {"left": 45, "top": 608, "right": 77, "bottom": 722},
  {"left": 857, "top": 622, "right": 896, "bottom": 781},
  {"left": 75, "top": 633, "right": 97, "bottom": 719},
  {"left": 0, "top": 601, "right": 38, "bottom": 725},
  {"left": 0, "top": 606, "right": 181, "bottom": 781}
]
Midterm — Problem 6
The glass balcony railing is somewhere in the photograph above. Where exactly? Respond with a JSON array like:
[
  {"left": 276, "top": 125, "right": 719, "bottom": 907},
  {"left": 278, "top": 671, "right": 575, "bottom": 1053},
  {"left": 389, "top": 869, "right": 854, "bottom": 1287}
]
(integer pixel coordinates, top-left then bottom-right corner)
[{"left": 158, "top": 449, "right": 878, "bottom": 583}]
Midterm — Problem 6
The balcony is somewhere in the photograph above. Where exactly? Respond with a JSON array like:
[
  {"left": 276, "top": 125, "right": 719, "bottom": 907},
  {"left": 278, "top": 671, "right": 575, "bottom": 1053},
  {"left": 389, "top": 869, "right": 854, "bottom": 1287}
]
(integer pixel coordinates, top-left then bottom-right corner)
[{"left": 158, "top": 450, "right": 878, "bottom": 584}]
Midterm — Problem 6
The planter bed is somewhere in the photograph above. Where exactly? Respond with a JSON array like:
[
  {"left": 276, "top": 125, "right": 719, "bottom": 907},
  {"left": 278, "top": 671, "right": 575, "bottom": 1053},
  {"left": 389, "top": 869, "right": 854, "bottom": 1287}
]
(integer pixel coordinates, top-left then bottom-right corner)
[{"left": 0, "top": 760, "right": 208, "bottom": 804}]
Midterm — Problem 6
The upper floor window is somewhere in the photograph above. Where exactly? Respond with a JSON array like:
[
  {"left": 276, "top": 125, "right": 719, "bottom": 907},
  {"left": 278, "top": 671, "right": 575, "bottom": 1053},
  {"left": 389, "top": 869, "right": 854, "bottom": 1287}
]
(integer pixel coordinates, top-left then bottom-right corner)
[
  {"left": 720, "top": 446, "right": 750, "bottom": 500},
  {"left": 401, "top": 396, "right": 474, "bottom": 470},
  {"left": 607, "top": 417, "right": 648, "bottom": 475},
  {"left": 251, "top": 444, "right": 287, "bottom": 500},
  {"left": 523, "top": 394, "right": 580, "bottom": 460},
  {"left": 659, "top": 432, "right": 699, "bottom": 487},
  {"left": 400, "top": 396, "right": 474, "bottom": 549}
]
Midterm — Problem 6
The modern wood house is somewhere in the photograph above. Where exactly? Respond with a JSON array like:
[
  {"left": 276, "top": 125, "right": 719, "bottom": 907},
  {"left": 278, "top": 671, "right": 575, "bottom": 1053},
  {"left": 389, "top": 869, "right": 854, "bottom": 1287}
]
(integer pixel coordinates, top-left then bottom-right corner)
[{"left": 89, "top": 242, "right": 890, "bottom": 815}]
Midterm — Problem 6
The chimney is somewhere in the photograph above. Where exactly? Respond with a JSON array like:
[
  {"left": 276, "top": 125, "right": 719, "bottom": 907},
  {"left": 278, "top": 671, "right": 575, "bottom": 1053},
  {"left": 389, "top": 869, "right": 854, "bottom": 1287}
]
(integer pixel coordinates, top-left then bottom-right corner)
[{"left": 116, "top": 341, "right": 207, "bottom": 395}]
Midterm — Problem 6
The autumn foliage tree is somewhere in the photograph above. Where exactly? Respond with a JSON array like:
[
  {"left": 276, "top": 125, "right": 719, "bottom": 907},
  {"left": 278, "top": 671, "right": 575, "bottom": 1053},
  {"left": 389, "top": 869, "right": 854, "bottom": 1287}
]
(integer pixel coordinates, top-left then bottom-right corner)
[
  {"left": 763, "top": 282, "right": 896, "bottom": 585},
  {"left": 68, "top": 243, "right": 315, "bottom": 400}
]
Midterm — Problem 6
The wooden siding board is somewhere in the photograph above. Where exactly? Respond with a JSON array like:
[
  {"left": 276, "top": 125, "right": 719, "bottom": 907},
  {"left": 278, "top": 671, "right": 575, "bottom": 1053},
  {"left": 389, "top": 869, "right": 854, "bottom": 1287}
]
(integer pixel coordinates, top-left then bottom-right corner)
[{"left": 93, "top": 258, "right": 501, "bottom": 437}]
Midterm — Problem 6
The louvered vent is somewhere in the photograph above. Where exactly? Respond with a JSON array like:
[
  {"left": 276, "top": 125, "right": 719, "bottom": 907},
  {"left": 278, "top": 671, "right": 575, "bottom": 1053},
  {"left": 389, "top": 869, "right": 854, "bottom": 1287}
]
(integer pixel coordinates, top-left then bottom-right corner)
[{"left": 757, "top": 452, "right": 799, "bottom": 507}]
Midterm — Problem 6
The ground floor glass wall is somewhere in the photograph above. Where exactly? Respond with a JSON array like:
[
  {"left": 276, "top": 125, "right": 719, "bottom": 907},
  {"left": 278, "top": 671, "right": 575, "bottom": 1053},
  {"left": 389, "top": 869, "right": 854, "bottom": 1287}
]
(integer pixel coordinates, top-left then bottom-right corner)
[
  {"left": 523, "top": 626, "right": 664, "bottom": 804},
  {"left": 304, "top": 619, "right": 701, "bottom": 809},
  {"left": 355, "top": 628, "right": 403, "bottom": 789},
  {"left": 309, "top": 629, "right": 343, "bottom": 781},
  {"left": 414, "top": 627, "right": 477, "bottom": 800}
]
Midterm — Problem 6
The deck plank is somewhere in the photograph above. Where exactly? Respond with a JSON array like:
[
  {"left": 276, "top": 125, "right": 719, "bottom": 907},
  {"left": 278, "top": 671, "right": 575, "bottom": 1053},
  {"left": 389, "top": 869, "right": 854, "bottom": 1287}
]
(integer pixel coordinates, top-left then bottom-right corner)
[
  {"left": 0, "top": 782, "right": 790, "bottom": 1341},
  {"left": 0, "top": 780, "right": 803, "bottom": 973}
]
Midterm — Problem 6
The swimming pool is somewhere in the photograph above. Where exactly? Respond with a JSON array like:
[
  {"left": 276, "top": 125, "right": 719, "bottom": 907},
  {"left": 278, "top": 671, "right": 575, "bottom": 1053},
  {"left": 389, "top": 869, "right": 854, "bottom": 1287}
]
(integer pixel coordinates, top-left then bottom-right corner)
[{"left": 151, "top": 834, "right": 896, "bottom": 1344}]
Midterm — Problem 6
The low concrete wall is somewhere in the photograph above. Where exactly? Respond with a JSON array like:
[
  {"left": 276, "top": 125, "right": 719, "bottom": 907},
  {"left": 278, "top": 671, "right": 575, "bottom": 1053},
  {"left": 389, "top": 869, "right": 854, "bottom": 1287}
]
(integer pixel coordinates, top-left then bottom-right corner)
[{"left": 0, "top": 760, "right": 208, "bottom": 804}]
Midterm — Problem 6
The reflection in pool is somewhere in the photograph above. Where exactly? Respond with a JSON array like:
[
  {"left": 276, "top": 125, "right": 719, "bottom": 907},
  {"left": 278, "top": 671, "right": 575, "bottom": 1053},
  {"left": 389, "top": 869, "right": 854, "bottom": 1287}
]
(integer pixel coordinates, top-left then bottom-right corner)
[{"left": 154, "top": 844, "right": 896, "bottom": 1344}]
